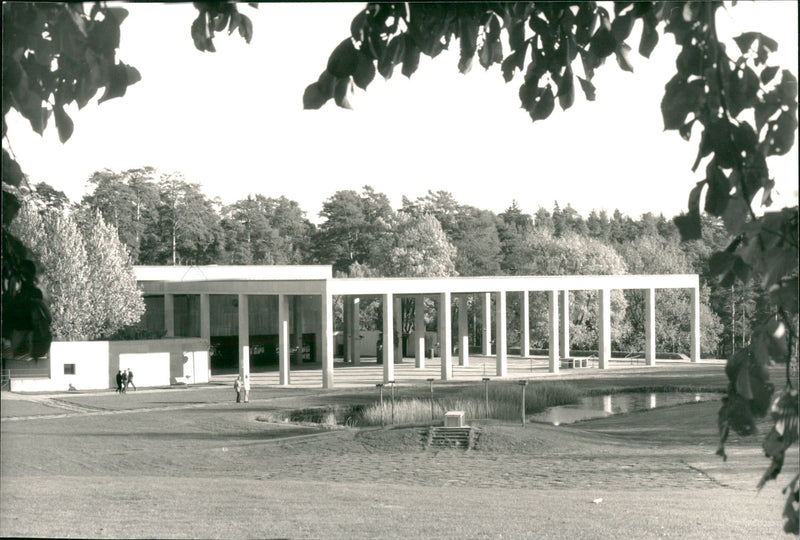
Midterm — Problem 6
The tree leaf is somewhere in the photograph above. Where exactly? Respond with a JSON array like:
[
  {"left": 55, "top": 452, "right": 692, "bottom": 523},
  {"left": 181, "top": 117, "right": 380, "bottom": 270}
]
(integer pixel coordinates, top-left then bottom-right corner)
[
  {"left": 238, "top": 14, "right": 253, "bottom": 44},
  {"left": 577, "top": 76, "right": 596, "bottom": 101},
  {"left": 766, "top": 111, "right": 798, "bottom": 156},
  {"left": 611, "top": 13, "right": 634, "bottom": 42},
  {"left": 327, "top": 38, "right": 359, "bottom": 78},
  {"left": 674, "top": 211, "right": 702, "bottom": 241},
  {"left": 98, "top": 63, "right": 131, "bottom": 104},
  {"left": 704, "top": 164, "right": 730, "bottom": 216},
  {"left": 760, "top": 65, "right": 779, "bottom": 85},
  {"left": 558, "top": 65, "right": 574, "bottom": 110},
  {"left": 54, "top": 105, "right": 74, "bottom": 143},
  {"left": 722, "top": 195, "right": 749, "bottom": 236},
  {"left": 589, "top": 26, "right": 616, "bottom": 58},
  {"left": 353, "top": 52, "right": 376, "bottom": 90},
  {"left": 302, "top": 82, "right": 328, "bottom": 110},
  {"left": 661, "top": 76, "right": 704, "bottom": 130},
  {"left": 334, "top": 77, "right": 354, "bottom": 110},
  {"left": 529, "top": 84, "right": 554, "bottom": 122},
  {"left": 638, "top": 20, "right": 659, "bottom": 58},
  {"left": 615, "top": 42, "right": 634, "bottom": 72},
  {"left": 401, "top": 40, "right": 421, "bottom": 78}
]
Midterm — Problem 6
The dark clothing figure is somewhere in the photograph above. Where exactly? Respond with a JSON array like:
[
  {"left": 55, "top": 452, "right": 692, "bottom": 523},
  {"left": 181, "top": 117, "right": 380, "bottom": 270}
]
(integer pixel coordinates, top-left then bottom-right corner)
[
  {"left": 234, "top": 377, "right": 243, "bottom": 403},
  {"left": 125, "top": 369, "right": 136, "bottom": 391},
  {"left": 115, "top": 371, "right": 123, "bottom": 393}
]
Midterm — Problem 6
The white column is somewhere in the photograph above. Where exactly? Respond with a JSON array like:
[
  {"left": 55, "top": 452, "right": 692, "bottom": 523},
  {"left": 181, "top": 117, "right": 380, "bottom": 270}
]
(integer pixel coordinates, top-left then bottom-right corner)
[
  {"left": 598, "top": 289, "right": 611, "bottom": 369},
  {"left": 690, "top": 286, "right": 700, "bottom": 362},
  {"left": 520, "top": 291, "right": 530, "bottom": 358},
  {"left": 350, "top": 297, "right": 361, "bottom": 365},
  {"left": 200, "top": 293, "right": 210, "bottom": 342},
  {"left": 548, "top": 290, "right": 559, "bottom": 373},
  {"left": 645, "top": 288, "right": 656, "bottom": 367},
  {"left": 394, "top": 295, "right": 403, "bottom": 362},
  {"left": 559, "top": 290, "right": 570, "bottom": 358},
  {"left": 321, "top": 292, "right": 334, "bottom": 388},
  {"left": 238, "top": 294, "right": 250, "bottom": 378},
  {"left": 279, "top": 294, "right": 290, "bottom": 385},
  {"left": 439, "top": 292, "right": 452, "bottom": 380},
  {"left": 414, "top": 295, "right": 425, "bottom": 368},
  {"left": 482, "top": 292, "right": 492, "bottom": 356},
  {"left": 343, "top": 296, "right": 351, "bottom": 363},
  {"left": 382, "top": 293, "right": 394, "bottom": 383},
  {"left": 458, "top": 295, "right": 469, "bottom": 367},
  {"left": 164, "top": 293, "right": 175, "bottom": 337},
  {"left": 495, "top": 291, "right": 507, "bottom": 376}
]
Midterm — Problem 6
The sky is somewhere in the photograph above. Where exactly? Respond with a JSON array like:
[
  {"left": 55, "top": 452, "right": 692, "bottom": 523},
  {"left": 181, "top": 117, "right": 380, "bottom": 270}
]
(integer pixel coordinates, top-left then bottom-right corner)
[{"left": 4, "top": 2, "right": 798, "bottom": 224}]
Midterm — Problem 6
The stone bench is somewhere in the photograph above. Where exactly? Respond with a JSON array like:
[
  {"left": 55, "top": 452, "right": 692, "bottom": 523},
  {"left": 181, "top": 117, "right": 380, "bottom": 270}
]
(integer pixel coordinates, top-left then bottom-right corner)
[{"left": 560, "top": 357, "right": 588, "bottom": 369}]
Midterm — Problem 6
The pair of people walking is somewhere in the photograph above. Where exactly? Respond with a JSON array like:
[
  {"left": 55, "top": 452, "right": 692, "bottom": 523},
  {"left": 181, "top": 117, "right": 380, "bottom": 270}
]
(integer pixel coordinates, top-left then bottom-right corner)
[
  {"left": 234, "top": 374, "right": 250, "bottom": 403},
  {"left": 115, "top": 368, "right": 135, "bottom": 393}
]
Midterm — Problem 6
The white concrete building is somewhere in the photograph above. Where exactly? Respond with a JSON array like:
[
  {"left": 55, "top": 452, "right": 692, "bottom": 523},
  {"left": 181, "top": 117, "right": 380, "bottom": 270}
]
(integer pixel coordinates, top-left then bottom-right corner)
[{"left": 135, "top": 265, "right": 702, "bottom": 389}]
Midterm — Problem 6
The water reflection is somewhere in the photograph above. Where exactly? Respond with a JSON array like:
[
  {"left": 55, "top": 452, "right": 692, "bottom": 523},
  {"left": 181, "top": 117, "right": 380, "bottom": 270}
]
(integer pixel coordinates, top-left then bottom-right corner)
[{"left": 531, "top": 392, "right": 719, "bottom": 426}]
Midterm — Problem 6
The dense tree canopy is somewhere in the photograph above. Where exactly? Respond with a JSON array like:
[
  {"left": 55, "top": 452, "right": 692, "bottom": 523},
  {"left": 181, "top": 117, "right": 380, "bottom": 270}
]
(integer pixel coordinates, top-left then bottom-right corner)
[{"left": 9, "top": 203, "right": 143, "bottom": 341}]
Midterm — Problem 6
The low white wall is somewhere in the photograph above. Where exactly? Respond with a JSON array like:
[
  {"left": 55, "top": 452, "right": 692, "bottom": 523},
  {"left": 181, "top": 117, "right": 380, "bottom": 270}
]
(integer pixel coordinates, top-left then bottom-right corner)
[{"left": 9, "top": 338, "right": 209, "bottom": 392}]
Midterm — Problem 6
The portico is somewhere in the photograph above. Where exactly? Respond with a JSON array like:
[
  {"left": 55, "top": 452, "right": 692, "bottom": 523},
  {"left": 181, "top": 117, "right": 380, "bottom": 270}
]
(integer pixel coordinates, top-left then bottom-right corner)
[{"left": 135, "top": 266, "right": 701, "bottom": 389}]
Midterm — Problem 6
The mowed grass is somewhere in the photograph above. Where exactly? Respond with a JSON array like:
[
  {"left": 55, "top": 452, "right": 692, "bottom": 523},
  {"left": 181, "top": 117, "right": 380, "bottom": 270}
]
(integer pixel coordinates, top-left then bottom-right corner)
[{"left": 2, "top": 364, "right": 797, "bottom": 538}]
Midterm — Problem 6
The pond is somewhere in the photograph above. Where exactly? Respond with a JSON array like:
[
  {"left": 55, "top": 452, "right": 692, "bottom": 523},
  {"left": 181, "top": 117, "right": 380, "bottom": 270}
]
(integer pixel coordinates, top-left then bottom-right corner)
[{"left": 529, "top": 392, "right": 721, "bottom": 426}]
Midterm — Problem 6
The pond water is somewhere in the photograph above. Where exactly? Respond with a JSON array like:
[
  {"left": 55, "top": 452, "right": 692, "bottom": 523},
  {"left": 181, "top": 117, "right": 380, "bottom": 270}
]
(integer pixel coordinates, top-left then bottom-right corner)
[{"left": 529, "top": 392, "right": 721, "bottom": 426}]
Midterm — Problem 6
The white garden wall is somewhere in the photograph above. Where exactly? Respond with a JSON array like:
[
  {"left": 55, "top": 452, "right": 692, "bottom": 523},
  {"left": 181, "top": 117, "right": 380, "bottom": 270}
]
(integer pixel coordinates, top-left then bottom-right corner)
[{"left": 9, "top": 338, "right": 209, "bottom": 392}]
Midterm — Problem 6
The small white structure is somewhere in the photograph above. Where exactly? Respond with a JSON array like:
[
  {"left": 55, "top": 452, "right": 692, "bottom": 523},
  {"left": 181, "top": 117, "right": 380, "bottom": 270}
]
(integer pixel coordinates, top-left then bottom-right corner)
[
  {"left": 444, "top": 411, "right": 466, "bottom": 427},
  {"left": 8, "top": 338, "right": 209, "bottom": 392}
]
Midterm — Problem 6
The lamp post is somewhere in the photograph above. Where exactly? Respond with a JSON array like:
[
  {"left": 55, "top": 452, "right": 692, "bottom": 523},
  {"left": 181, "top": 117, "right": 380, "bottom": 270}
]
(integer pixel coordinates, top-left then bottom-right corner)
[
  {"left": 426, "top": 378, "right": 435, "bottom": 422},
  {"left": 482, "top": 377, "right": 491, "bottom": 419},
  {"left": 389, "top": 380, "right": 395, "bottom": 425},
  {"left": 376, "top": 383, "right": 384, "bottom": 427},
  {"left": 519, "top": 380, "right": 528, "bottom": 426}
]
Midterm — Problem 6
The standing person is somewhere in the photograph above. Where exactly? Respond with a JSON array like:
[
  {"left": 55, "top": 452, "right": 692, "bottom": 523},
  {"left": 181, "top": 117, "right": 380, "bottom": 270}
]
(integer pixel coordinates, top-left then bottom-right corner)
[
  {"left": 234, "top": 376, "right": 243, "bottom": 403},
  {"left": 115, "top": 370, "right": 123, "bottom": 394},
  {"left": 125, "top": 368, "right": 136, "bottom": 391},
  {"left": 120, "top": 369, "right": 128, "bottom": 393},
  {"left": 243, "top": 374, "right": 250, "bottom": 404}
]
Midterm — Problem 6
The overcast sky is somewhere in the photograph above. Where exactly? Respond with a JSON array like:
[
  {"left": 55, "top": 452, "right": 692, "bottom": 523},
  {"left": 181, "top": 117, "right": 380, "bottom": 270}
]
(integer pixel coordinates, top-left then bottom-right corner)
[{"left": 4, "top": 2, "right": 798, "bottom": 223}]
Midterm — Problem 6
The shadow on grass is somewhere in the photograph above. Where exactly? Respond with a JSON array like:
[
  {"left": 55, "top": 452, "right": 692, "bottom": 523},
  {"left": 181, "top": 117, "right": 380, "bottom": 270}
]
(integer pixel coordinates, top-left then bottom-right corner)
[{"left": 68, "top": 428, "right": 325, "bottom": 440}]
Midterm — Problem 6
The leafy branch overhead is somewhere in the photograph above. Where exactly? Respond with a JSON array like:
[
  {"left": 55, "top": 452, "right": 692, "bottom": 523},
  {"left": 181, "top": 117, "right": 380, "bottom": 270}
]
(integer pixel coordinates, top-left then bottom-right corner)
[{"left": 308, "top": 2, "right": 799, "bottom": 533}]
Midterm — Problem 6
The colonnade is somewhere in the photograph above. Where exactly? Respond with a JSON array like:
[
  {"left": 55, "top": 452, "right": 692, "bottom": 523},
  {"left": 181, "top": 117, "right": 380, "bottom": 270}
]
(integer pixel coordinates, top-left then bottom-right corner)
[{"left": 140, "top": 267, "right": 701, "bottom": 390}]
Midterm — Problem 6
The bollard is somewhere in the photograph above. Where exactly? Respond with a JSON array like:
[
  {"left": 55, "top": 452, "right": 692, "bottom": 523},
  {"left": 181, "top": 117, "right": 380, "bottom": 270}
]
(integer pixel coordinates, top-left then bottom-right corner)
[
  {"left": 376, "top": 383, "right": 384, "bottom": 427},
  {"left": 519, "top": 380, "right": 528, "bottom": 426},
  {"left": 427, "top": 378, "right": 434, "bottom": 423},
  {"left": 482, "top": 377, "right": 490, "bottom": 419}
]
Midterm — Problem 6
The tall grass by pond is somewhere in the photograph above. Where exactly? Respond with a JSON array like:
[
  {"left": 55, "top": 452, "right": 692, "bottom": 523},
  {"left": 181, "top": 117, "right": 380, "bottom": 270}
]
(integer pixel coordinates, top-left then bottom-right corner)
[{"left": 358, "top": 381, "right": 582, "bottom": 426}]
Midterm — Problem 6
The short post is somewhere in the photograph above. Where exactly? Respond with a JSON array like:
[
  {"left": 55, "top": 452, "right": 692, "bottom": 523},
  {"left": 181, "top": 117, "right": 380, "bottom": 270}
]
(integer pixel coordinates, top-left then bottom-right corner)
[
  {"left": 519, "top": 380, "right": 528, "bottom": 426},
  {"left": 376, "top": 383, "right": 384, "bottom": 427},
  {"left": 426, "top": 378, "right": 435, "bottom": 422},
  {"left": 389, "top": 380, "right": 396, "bottom": 425},
  {"left": 482, "top": 377, "right": 490, "bottom": 419}
]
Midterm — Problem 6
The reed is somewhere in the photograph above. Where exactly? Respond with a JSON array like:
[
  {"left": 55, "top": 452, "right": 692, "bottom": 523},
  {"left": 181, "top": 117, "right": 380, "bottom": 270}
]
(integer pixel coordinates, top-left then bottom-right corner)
[{"left": 357, "top": 381, "right": 583, "bottom": 426}]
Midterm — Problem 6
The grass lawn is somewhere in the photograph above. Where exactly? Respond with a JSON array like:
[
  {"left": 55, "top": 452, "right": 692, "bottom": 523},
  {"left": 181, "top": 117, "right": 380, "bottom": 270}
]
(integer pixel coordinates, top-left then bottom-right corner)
[{"left": 1, "top": 365, "right": 797, "bottom": 538}]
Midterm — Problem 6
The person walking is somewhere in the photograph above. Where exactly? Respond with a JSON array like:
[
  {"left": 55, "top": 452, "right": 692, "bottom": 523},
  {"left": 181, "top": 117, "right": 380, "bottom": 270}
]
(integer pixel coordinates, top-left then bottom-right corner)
[
  {"left": 243, "top": 374, "right": 250, "bottom": 404},
  {"left": 234, "top": 376, "right": 243, "bottom": 403},
  {"left": 125, "top": 368, "right": 136, "bottom": 391},
  {"left": 115, "top": 370, "right": 123, "bottom": 394}
]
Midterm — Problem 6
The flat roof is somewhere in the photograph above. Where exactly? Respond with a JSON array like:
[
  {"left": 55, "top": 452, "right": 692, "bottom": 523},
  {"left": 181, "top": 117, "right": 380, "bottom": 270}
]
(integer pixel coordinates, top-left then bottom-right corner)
[
  {"left": 134, "top": 266, "right": 698, "bottom": 295},
  {"left": 134, "top": 265, "right": 333, "bottom": 282}
]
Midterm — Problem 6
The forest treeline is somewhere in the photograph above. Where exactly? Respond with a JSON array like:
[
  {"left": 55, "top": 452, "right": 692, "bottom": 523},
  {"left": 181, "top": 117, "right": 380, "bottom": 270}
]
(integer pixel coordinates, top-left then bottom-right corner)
[{"left": 28, "top": 168, "right": 759, "bottom": 358}]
